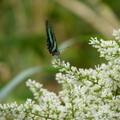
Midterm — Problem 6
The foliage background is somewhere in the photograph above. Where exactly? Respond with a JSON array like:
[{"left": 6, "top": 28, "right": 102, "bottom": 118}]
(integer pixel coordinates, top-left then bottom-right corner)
[{"left": 0, "top": 0, "right": 120, "bottom": 103}]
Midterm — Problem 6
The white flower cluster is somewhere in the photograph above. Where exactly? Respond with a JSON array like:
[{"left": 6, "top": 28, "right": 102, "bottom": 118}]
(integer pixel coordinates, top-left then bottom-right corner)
[
  {"left": 0, "top": 29, "right": 120, "bottom": 119},
  {"left": 89, "top": 38, "right": 120, "bottom": 61},
  {"left": 26, "top": 79, "right": 66, "bottom": 119},
  {"left": 52, "top": 59, "right": 120, "bottom": 119},
  {"left": 0, "top": 99, "right": 38, "bottom": 120}
]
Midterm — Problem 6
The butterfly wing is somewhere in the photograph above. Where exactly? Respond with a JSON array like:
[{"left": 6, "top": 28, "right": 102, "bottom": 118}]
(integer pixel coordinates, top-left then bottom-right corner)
[{"left": 45, "top": 20, "right": 60, "bottom": 56}]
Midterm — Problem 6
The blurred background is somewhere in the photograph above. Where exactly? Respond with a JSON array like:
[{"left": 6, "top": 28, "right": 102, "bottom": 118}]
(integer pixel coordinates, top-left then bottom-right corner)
[{"left": 0, "top": 0, "right": 120, "bottom": 103}]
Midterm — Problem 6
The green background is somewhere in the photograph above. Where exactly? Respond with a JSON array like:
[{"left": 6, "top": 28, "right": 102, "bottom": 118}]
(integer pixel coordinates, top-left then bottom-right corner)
[{"left": 0, "top": 0, "right": 120, "bottom": 103}]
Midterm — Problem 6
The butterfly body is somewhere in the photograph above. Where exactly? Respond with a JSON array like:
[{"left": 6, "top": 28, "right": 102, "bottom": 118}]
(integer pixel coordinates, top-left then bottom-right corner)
[{"left": 45, "top": 20, "right": 60, "bottom": 56}]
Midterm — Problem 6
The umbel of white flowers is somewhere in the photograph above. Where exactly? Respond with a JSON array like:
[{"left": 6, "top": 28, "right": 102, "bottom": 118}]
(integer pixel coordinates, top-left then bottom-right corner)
[{"left": 0, "top": 29, "right": 120, "bottom": 120}]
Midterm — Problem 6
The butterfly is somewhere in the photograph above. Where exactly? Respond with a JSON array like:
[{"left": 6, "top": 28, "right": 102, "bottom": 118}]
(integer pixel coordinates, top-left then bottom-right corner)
[{"left": 45, "top": 20, "right": 60, "bottom": 56}]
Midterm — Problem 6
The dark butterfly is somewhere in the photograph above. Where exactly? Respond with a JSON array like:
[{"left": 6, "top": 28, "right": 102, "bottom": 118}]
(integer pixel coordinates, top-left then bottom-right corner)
[{"left": 45, "top": 20, "right": 60, "bottom": 56}]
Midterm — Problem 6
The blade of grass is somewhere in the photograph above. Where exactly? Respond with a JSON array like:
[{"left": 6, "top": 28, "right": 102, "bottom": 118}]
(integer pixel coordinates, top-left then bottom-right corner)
[
  {"left": 0, "top": 67, "right": 41, "bottom": 102},
  {"left": 53, "top": 0, "right": 117, "bottom": 37}
]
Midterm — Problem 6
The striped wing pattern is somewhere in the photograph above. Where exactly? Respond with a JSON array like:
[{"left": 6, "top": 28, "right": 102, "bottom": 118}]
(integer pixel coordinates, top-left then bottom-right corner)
[{"left": 45, "top": 20, "right": 60, "bottom": 56}]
